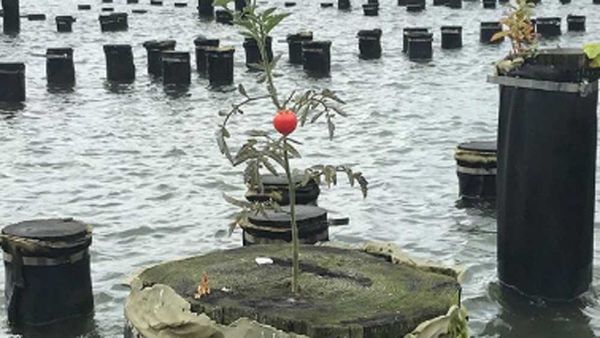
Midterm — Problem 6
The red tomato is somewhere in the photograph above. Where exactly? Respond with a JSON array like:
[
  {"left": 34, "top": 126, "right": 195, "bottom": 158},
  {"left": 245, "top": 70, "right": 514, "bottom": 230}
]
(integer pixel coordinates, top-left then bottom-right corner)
[{"left": 273, "top": 109, "right": 298, "bottom": 136}]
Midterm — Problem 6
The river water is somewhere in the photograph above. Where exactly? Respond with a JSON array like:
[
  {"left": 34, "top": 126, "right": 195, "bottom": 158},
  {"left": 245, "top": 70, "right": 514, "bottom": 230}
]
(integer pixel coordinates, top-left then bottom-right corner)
[{"left": 1, "top": 0, "right": 599, "bottom": 337}]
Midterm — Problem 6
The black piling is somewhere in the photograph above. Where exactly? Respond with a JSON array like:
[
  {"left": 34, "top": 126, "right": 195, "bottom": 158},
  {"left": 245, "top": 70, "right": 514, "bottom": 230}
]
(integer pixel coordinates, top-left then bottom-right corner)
[
  {"left": 480, "top": 21, "right": 503, "bottom": 44},
  {"left": 206, "top": 46, "right": 235, "bottom": 86},
  {"left": 103, "top": 44, "right": 135, "bottom": 82},
  {"left": 321, "top": 2, "right": 334, "bottom": 7},
  {"left": 46, "top": 48, "right": 75, "bottom": 87},
  {"left": 455, "top": 141, "right": 497, "bottom": 203},
  {"left": 493, "top": 49, "right": 597, "bottom": 300},
  {"left": 235, "top": 0, "right": 247, "bottom": 11},
  {"left": 55, "top": 15, "right": 76, "bottom": 32},
  {"left": 433, "top": 0, "right": 446, "bottom": 6},
  {"left": 357, "top": 29, "right": 382, "bottom": 60},
  {"left": 403, "top": 27, "right": 428, "bottom": 53},
  {"left": 246, "top": 175, "right": 321, "bottom": 206},
  {"left": 174, "top": 2, "right": 188, "bottom": 7},
  {"left": 407, "top": 31, "right": 433, "bottom": 61},
  {"left": 243, "top": 36, "right": 273, "bottom": 69},
  {"left": 99, "top": 12, "right": 128, "bottom": 32},
  {"left": 536, "top": 17, "right": 561, "bottom": 37},
  {"left": 215, "top": 9, "right": 233, "bottom": 24},
  {"left": 302, "top": 40, "right": 331, "bottom": 77},
  {"left": 77, "top": 4, "right": 92, "bottom": 10},
  {"left": 445, "top": 0, "right": 461, "bottom": 9},
  {"left": 142, "top": 39, "right": 176, "bottom": 77},
  {"left": 27, "top": 14, "right": 45, "bottom": 21},
  {"left": 2, "top": 219, "right": 94, "bottom": 325},
  {"left": 197, "top": 0, "right": 214, "bottom": 16},
  {"left": 2, "top": 0, "right": 20, "bottom": 34},
  {"left": 0, "top": 63, "right": 25, "bottom": 102},
  {"left": 150, "top": 0, "right": 163, "bottom": 5},
  {"left": 284, "top": 2, "right": 297, "bottom": 7},
  {"left": 287, "top": 31, "right": 313, "bottom": 64},
  {"left": 362, "top": 3, "right": 378, "bottom": 15},
  {"left": 407, "top": 0, "right": 425, "bottom": 11},
  {"left": 161, "top": 51, "right": 190, "bottom": 86},
  {"left": 560, "top": 0, "right": 571, "bottom": 3},
  {"left": 194, "top": 35, "right": 219, "bottom": 74},
  {"left": 243, "top": 206, "right": 329, "bottom": 246},
  {"left": 338, "top": 0, "right": 350, "bottom": 9},
  {"left": 441, "top": 26, "right": 462, "bottom": 49},
  {"left": 101, "top": 7, "right": 114, "bottom": 12},
  {"left": 127, "top": 0, "right": 139, "bottom": 3},
  {"left": 482, "top": 0, "right": 496, "bottom": 8},
  {"left": 567, "top": 15, "right": 585, "bottom": 32},
  {"left": 102, "top": 0, "right": 113, "bottom": 3}
]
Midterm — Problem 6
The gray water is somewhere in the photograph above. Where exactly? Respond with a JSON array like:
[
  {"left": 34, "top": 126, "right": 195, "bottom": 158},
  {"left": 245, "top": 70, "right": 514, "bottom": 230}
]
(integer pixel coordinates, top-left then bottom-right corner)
[{"left": 1, "top": 0, "right": 600, "bottom": 337}]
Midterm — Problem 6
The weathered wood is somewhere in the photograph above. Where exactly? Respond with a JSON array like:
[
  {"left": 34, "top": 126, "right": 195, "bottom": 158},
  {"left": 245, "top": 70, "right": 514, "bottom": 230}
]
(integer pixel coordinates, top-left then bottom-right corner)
[{"left": 137, "top": 245, "right": 460, "bottom": 338}]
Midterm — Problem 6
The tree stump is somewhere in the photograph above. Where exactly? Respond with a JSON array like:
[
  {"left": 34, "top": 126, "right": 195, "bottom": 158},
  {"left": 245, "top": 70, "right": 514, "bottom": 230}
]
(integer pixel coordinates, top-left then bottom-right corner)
[{"left": 135, "top": 245, "right": 460, "bottom": 337}]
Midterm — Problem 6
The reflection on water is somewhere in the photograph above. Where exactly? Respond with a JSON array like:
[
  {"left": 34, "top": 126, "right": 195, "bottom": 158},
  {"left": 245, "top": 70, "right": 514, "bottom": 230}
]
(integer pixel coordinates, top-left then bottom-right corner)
[
  {"left": 9, "top": 315, "right": 100, "bottom": 338},
  {"left": 481, "top": 283, "right": 597, "bottom": 338}
]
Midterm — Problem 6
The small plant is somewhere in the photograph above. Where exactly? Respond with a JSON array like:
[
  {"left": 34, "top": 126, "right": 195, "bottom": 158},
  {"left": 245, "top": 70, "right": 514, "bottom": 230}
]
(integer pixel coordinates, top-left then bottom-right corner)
[
  {"left": 492, "top": 0, "right": 538, "bottom": 57},
  {"left": 214, "top": 0, "right": 368, "bottom": 296}
]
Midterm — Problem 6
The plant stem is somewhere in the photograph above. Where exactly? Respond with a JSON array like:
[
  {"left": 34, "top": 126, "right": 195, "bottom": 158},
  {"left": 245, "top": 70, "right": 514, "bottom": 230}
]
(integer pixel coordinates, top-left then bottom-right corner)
[
  {"left": 257, "top": 30, "right": 282, "bottom": 110},
  {"left": 282, "top": 137, "right": 299, "bottom": 295}
]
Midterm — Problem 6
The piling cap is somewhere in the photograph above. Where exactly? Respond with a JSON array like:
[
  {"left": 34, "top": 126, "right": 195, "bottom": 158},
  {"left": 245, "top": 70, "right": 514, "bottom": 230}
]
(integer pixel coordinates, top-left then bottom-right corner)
[
  {"left": 0, "top": 63, "right": 25, "bottom": 73},
  {"left": 302, "top": 40, "right": 332, "bottom": 49},
  {"left": 481, "top": 21, "right": 501, "bottom": 28},
  {"left": 567, "top": 14, "right": 585, "bottom": 21},
  {"left": 143, "top": 40, "right": 176, "bottom": 51},
  {"left": 2, "top": 218, "right": 89, "bottom": 242},
  {"left": 103, "top": 44, "right": 132, "bottom": 52},
  {"left": 205, "top": 46, "right": 235, "bottom": 56},
  {"left": 362, "top": 3, "right": 379, "bottom": 8},
  {"left": 46, "top": 48, "right": 74, "bottom": 58},
  {"left": 457, "top": 141, "right": 497, "bottom": 153},
  {"left": 537, "top": 17, "right": 561, "bottom": 25},
  {"left": 161, "top": 51, "right": 190, "bottom": 61},
  {"left": 243, "top": 36, "right": 272, "bottom": 47},
  {"left": 247, "top": 205, "right": 327, "bottom": 229},
  {"left": 403, "top": 27, "right": 429, "bottom": 34},
  {"left": 407, "top": 31, "right": 433, "bottom": 39},
  {"left": 194, "top": 35, "right": 220, "bottom": 47},
  {"left": 56, "top": 16, "right": 76, "bottom": 22},
  {"left": 287, "top": 31, "right": 313, "bottom": 43},
  {"left": 441, "top": 25, "right": 462, "bottom": 31},
  {"left": 357, "top": 29, "right": 382, "bottom": 38}
]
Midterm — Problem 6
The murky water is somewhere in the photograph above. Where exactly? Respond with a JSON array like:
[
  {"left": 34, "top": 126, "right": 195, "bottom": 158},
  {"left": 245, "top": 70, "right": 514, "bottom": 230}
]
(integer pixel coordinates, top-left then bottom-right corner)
[{"left": 1, "top": 0, "right": 600, "bottom": 337}]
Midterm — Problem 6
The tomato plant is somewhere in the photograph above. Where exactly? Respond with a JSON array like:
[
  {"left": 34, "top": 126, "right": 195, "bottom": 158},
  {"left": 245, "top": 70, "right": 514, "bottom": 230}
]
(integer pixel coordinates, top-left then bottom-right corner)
[{"left": 214, "top": 0, "right": 368, "bottom": 296}]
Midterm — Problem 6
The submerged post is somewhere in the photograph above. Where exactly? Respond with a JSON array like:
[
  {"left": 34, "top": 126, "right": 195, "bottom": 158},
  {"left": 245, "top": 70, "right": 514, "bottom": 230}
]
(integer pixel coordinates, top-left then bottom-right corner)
[{"left": 2, "top": 0, "right": 20, "bottom": 34}]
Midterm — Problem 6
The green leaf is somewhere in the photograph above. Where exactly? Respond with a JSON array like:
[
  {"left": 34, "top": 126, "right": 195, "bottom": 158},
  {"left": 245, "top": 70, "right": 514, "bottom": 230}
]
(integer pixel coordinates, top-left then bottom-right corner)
[
  {"left": 327, "top": 116, "right": 336, "bottom": 140},
  {"left": 261, "top": 7, "right": 277, "bottom": 17},
  {"left": 331, "top": 105, "right": 348, "bottom": 117},
  {"left": 264, "top": 13, "right": 290, "bottom": 34},
  {"left": 284, "top": 142, "right": 302, "bottom": 158},
  {"left": 238, "top": 84, "right": 249, "bottom": 97},
  {"left": 223, "top": 193, "right": 252, "bottom": 208},
  {"left": 584, "top": 43, "right": 600, "bottom": 68},
  {"left": 310, "top": 110, "right": 326, "bottom": 123}
]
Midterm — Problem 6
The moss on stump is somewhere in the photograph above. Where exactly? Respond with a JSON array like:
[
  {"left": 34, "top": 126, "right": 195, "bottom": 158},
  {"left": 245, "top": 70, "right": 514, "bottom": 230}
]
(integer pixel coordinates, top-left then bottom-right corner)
[{"left": 137, "top": 245, "right": 460, "bottom": 338}]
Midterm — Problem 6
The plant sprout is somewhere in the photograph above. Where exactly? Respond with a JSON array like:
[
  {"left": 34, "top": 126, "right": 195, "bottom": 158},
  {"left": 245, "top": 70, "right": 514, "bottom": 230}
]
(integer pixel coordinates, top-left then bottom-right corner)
[
  {"left": 214, "top": 0, "right": 368, "bottom": 296},
  {"left": 491, "top": 0, "right": 538, "bottom": 57}
]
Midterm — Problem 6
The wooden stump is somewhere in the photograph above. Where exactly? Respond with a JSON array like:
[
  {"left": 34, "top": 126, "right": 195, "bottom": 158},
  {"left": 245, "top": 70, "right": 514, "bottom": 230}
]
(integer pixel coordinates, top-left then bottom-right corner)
[{"left": 136, "top": 245, "right": 460, "bottom": 338}]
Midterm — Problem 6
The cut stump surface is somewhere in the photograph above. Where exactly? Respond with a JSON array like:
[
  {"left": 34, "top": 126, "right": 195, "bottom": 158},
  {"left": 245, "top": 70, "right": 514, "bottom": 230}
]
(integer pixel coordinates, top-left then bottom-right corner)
[{"left": 136, "top": 245, "right": 460, "bottom": 338}]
